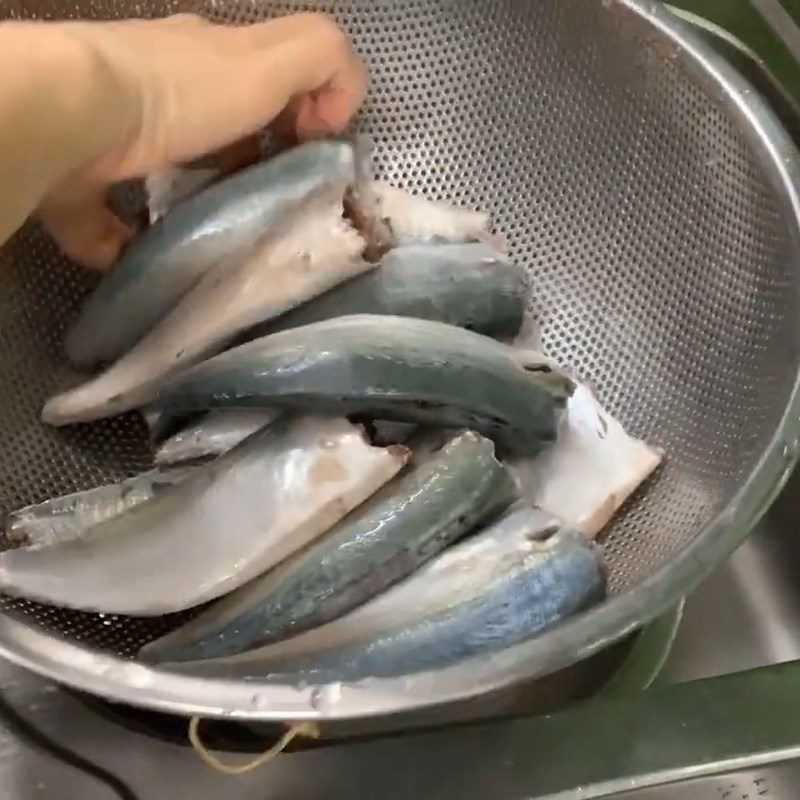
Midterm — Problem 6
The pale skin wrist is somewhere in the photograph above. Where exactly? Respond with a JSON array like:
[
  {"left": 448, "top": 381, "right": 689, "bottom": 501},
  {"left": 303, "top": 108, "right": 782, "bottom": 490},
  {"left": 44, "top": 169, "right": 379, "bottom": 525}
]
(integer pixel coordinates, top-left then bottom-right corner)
[{"left": 0, "top": 23, "right": 138, "bottom": 240}]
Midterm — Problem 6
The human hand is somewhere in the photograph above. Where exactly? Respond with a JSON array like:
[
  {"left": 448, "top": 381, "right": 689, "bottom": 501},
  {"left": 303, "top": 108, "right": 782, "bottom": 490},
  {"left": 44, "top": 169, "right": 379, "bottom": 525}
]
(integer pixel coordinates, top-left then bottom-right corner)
[{"left": 0, "top": 14, "right": 366, "bottom": 269}]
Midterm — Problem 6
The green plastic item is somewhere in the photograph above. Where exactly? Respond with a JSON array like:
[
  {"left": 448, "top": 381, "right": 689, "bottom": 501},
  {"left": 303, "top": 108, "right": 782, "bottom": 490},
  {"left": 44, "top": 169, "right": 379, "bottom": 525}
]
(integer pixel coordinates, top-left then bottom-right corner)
[{"left": 670, "top": 0, "right": 800, "bottom": 104}]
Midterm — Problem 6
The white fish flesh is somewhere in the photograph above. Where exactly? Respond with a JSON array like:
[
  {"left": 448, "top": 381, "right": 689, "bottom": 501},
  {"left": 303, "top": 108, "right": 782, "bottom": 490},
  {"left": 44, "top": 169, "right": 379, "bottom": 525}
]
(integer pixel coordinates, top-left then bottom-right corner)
[
  {"left": 510, "top": 383, "right": 662, "bottom": 537},
  {"left": 0, "top": 416, "right": 408, "bottom": 615},
  {"left": 43, "top": 194, "right": 368, "bottom": 426},
  {"left": 366, "top": 181, "right": 504, "bottom": 248}
]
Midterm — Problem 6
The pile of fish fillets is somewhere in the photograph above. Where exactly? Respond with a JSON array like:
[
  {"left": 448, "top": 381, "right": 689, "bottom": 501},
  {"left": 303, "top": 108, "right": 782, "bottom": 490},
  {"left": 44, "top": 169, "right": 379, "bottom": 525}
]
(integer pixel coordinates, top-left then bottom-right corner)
[{"left": 0, "top": 140, "right": 662, "bottom": 683}]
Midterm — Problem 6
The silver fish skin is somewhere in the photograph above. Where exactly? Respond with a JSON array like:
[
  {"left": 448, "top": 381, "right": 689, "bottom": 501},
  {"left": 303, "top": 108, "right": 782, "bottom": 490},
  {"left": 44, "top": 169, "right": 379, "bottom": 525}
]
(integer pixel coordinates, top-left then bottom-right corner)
[
  {"left": 172, "top": 508, "right": 605, "bottom": 680},
  {"left": 5, "top": 468, "right": 193, "bottom": 549},
  {"left": 149, "top": 315, "right": 573, "bottom": 457},
  {"left": 0, "top": 416, "right": 407, "bottom": 615},
  {"left": 64, "top": 140, "right": 355, "bottom": 367},
  {"left": 141, "top": 430, "right": 518, "bottom": 662},
  {"left": 153, "top": 408, "right": 280, "bottom": 466}
]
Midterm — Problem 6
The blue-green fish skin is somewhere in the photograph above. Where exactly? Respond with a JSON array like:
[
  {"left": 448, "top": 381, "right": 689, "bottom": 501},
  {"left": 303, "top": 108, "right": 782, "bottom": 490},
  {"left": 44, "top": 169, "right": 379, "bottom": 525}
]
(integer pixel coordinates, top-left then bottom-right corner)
[
  {"left": 286, "top": 527, "right": 604, "bottom": 682},
  {"left": 65, "top": 140, "right": 355, "bottom": 367},
  {"left": 238, "top": 242, "right": 526, "bottom": 342},
  {"left": 177, "top": 522, "right": 605, "bottom": 682},
  {"left": 141, "top": 430, "right": 518, "bottom": 662},
  {"left": 153, "top": 315, "right": 573, "bottom": 457}
]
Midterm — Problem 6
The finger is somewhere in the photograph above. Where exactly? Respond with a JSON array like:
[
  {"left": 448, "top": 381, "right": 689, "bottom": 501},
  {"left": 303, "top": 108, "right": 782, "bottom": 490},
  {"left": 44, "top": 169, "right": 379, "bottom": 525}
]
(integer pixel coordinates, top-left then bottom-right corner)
[
  {"left": 271, "top": 22, "right": 367, "bottom": 136},
  {"left": 39, "top": 191, "right": 133, "bottom": 271},
  {"left": 295, "top": 81, "right": 366, "bottom": 138},
  {"left": 262, "top": 24, "right": 367, "bottom": 141},
  {"left": 158, "top": 15, "right": 366, "bottom": 165},
  {"left": 221, "top": 14, "right": 367, "bottom": 142}
]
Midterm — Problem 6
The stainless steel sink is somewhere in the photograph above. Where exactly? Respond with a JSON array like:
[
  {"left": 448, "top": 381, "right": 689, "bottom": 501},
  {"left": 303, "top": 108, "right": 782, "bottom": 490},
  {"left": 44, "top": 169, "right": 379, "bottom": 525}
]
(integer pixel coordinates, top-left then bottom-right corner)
[
  {"left": 662, "top": 480, "right": 800, "bottom": 686},
  {"left": 627, "top": 467, "right": 800, "bottom": 799}
]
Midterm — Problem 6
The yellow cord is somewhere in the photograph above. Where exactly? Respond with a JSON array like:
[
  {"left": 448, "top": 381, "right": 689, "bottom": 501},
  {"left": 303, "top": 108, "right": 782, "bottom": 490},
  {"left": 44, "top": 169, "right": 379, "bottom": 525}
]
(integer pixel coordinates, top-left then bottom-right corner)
[{"left": 188, "top": 716, "right": 321, "bottom": 775}]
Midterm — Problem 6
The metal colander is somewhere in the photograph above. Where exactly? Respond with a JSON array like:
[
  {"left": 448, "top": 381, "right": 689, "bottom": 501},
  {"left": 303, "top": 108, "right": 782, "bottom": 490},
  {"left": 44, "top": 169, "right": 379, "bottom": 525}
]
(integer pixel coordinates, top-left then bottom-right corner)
[{"left": 0, "top": 0, "right": 799, "bottom": 721}]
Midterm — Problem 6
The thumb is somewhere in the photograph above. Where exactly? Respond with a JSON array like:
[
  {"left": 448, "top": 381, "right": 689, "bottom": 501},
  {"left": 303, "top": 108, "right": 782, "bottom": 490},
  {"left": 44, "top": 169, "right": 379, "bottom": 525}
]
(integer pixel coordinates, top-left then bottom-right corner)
[{"left": 39, "top": 189, "right": 133, "bottom": 271}]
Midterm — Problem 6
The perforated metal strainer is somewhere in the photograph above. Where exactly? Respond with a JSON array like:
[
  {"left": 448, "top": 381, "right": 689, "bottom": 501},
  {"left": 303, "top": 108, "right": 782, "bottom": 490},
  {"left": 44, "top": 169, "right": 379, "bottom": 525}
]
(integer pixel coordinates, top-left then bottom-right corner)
[{"left": 1, "top": 0, "right": 799, "bottom": 721}]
